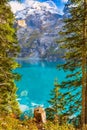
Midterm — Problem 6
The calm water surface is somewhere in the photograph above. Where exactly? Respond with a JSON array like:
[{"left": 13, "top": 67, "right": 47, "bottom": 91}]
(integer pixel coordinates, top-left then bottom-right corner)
[{"left": 15, "top": 59, "right": 66, "bottom": 115}]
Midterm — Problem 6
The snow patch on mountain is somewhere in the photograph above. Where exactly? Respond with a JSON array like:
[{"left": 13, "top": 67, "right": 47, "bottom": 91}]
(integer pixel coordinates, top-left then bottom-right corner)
[
  {"left": 9, "top": 0, "right": 60, "bottom": 16},
  {"left": 61, "top": 0, "right": 68, "bottom": 3},
  {"left": 9, "top": 1, "right": 25, "bottom": 13},
  {"left": 9, "top": 0, "right": 64, "bottom": 60}
]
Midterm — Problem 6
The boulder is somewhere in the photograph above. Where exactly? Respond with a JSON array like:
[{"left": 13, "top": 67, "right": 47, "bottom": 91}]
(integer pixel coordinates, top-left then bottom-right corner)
[{"left": 34, "top": 107, "right": 46, "bottom": 123}]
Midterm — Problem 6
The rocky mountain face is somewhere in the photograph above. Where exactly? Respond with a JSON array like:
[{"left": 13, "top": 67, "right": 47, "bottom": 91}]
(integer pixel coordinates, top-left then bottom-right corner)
[{"left": 15, "top": 1, "right": 64, "bottom": 61}]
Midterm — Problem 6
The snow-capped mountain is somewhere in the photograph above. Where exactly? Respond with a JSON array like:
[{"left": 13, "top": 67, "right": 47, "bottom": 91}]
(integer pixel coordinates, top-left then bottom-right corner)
[
  {"left": 10, "top": 0, "right": 64, "bottom": 60},
  {"left": 15, "top": 0, "right": 60, "bottom": 19}
]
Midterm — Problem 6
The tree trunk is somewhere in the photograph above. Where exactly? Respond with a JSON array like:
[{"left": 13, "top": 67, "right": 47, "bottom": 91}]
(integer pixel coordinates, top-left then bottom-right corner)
[{"left": 81, "top": 0, "right": 87, "bottom": 129}]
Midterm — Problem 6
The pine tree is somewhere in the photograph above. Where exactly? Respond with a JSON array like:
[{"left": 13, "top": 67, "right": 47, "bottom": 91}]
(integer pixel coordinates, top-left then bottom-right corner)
[
  {"left": 81, "top": 0, "right": 87, "bottom": 128},
  {"left": 57, "top": 0, "right": 87, "bottom": 128},
  {"left": 0, "top": 0, "right": 20, "bottom": 116},
  {"left": 46, "top": 80, "right": 65, "bottom": 122}
]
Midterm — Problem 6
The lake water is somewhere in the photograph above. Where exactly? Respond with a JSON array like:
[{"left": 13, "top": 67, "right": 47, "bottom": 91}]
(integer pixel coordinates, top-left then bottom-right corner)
[{"left": 15, "top": 59, "right": 66, "bottom": 116}]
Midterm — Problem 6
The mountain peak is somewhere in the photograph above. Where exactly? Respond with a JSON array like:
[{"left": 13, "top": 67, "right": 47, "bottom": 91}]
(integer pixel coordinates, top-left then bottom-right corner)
[
  {"left": 10, "top": 0, "right": 63, "bottom": 60},
  {"left": 9, "top": 0, "right": 59, "bottom": 15}
]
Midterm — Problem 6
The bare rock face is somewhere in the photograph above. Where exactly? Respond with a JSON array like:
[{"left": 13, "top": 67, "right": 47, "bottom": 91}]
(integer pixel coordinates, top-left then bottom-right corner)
[
  {"left": 34, "top": 107, "right": 46, "bottom": 123},
  {"left": 17, "top": 20, "right": 26, "bottom": 27},
  {"left": 14, "top": 1, "right": 63, "bottom": 60}
]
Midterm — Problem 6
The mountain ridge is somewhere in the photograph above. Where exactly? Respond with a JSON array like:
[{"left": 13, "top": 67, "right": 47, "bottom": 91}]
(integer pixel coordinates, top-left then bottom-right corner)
[{"left": 14, "top": 1, "right": 64, "bottom": 61}]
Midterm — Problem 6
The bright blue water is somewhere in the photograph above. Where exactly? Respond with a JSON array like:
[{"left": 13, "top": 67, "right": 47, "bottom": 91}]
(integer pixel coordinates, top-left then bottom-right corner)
[{"left": 15, "top": 59, "right": 66, "bottom": 115}]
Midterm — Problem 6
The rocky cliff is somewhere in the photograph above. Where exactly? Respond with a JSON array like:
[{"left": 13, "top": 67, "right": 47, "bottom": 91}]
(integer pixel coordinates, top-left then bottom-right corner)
[{"left": 15, "top": 1, "right": 64, "bottom": 61}]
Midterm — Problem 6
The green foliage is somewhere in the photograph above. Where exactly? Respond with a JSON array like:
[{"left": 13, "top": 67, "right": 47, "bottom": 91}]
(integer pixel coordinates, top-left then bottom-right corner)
[
  {"left": 57, "top": 0, "right": 87, "bottom": 126},
  {"left": 44, "top": 121, "right": 75, "bottom": 130},
  {"left": 0, "top": 116, "right": 76, "bottom": 130},
  {"left": 46, "top": 80, "right": 65, "bottom": 121},
  {"left": 0, "top": 0, "right": 20, "bottom": 115},
  {"left": 0, "top": 116, "right": 38, "bottom": 130},
  {"left": 0, "top": 116, "right": 87, "bottom": 130}
]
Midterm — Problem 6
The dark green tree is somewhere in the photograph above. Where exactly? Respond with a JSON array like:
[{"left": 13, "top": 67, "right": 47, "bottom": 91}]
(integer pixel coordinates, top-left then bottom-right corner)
[
  {"left": 0, "top": 0, "right": 21, "bottom": 115},
  {"left": 57, "top": 0, "right": 87, "bottom": 128},
  {"left": 46, "top": 80, "right": 65, "bottom": 122}
]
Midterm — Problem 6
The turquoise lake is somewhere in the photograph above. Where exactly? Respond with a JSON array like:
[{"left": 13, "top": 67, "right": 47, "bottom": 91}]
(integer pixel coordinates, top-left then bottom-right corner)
[{"left": 15, "top": 59, "right": 66, "bottom": 115}]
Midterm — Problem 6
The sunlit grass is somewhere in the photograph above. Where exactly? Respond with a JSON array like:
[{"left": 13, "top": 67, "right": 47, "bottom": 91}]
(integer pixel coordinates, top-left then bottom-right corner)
[{"left": 0, "top": 115, "right": 77, "bottom": 130}]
